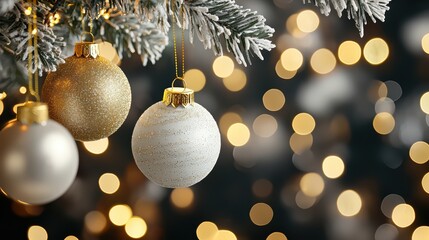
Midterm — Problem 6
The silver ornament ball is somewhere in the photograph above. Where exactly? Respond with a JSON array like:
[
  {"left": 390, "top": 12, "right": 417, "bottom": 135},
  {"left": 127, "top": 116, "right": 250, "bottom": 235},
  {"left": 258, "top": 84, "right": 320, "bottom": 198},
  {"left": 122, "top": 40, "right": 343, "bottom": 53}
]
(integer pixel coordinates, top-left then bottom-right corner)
[
  {"left": 132, "top": 102, "right": 221, "bottom": 188},
  {"left": 0, "top": 119, "right": 79, "bottom": 205}
]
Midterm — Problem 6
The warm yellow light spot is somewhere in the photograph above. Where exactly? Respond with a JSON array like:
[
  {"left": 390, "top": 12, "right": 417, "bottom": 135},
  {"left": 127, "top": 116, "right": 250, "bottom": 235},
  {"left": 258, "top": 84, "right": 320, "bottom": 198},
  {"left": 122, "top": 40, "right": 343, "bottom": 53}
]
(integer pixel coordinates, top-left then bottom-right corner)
[
  {"left": 227, "top": 123, "right": 250, "bottom": 147},
  {"left": 297, "top": 10, "right": 319, "bottom": 33},
  {"left": 310, "top": 48, "right": 337, "bottom": 74},
  {"left": 102, "top": 13, "right": 110, "bottom": 19},
  {"left": 28, "top": 226, "right": 48, "bottom": 240},
  {"left": 285, "top": 14, "right": 306, "bottom": 38},
  {"left": 213, "top": 56, "right": 234, "bottom": 78},
  {"left": 289, "top": 133, "right": 313, "bottom": 154},
  {"left": 337, "top": 190, "right": 362, "bottom": 217},
  {"left": 98, "top": 173, "right": 120, "bottom": 194},
  {"left": 214, "top": 230, "right": 237, "bottom": 240},
  {"left": 109, "top": 204, "right": 133, "bottom": 226},
  {"left": 377, "top": 82, "right": 388, "bottom": 98},
  {"left": 338, "top": 41, "right": 362, "bottom": 65},
  {"left": 267, "top": 232, "right": 288, "bottom": 240},
  {"left": 392, "top": 204, "right": 415, "bottom": 228},
  {"left": 253, "top": 114, "right": 278, "bottom": 138},
  {"left": 222, "top": 69, "right": 247, "bottom": 92},
  {"left": 295, "top": 191, "right": 317, "bottom": 209},
  {"left": 275, "top": 61, "right": 297, "bottom": 80},
  {"left": 125, "top": 217, "right": 147, "bottom": 239},
  {"left": 249, "top": 203, "right": 274, "bottom": 226},
  {"left": 281, "top": 48, "right": 304, "bottom": 71},
  {"left": 64, "top": 236, "right": 79, "bottom": 240},
  {"left": 412, "top": 226, "right": 429, "bottom": 240},
  {"left": 422, "top": 33, "right": 429, "bottom": 54},
  {"left": 19, "top": 86, "right": 27, "bottom": 94},
  {"left": 24, "top": 7, "right": 32, "bottom": 15},
  {"left": 364, "top": 38, "right": 389, "bottom": 65},
  {"left": 171, "top": 188, "right": 194, "bottom": 208},
  {"left": 322, "top": 155, "right": 345, "bottom": 179},
  {"left": 373, "top": 112, "right": 395, "bottom": 135},
  {"left": 184, "top": 69, "right": 206, "bottom": 92},
  {"left": 292, "top": 113, "right": 316, "bottom": 135},
  {"left": 263, "top": 89, "right": 286, "bottom": 112},
  {"left": 252, "top": 179, "right": 273, "bottom": 198},
  {"left": 98, "top": 41, "right": 120, "bottom": 64},
  {"left": 422, "top": 173, "right": 429, "bottom": 194},
  {"left": 83, "top": 138, "right": 109, "bottom": 154},
  {"left": 0, "top": 92, "right": 6, "bottom": 100},
  {"left": 0, "top": 101, "right": 3, "bottom": 116},
  {"left": 85, "top": 211, "right": 107, "bottom": 234},
  {"left": 300, "top": 173, "right": 324, "bottom": 197},
  {"left": 409, "top": 141, "right": 429, "bottom": 164},
  {"left": 219, "top": 112, "right": 243, "bottom": 136},
  {"left": 196, "top": 221, "right": 218, "bottom": 240},
  {"left": 420, "top": 92, "right": 429, "bottom": 114}
]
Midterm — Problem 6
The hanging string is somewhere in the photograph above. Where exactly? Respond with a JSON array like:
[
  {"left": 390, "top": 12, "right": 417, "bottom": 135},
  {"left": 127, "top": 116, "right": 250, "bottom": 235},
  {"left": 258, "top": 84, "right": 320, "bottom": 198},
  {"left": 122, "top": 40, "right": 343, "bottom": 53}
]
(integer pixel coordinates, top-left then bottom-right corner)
[
  {"left": 172, "top": 1, "right": 185, "bottom": 79},
  {"left": 27, "top": 0, "right": 40, "bottom": 102},
  {"left": 80, "top": 7, "right": 94, "bottom": 42}
]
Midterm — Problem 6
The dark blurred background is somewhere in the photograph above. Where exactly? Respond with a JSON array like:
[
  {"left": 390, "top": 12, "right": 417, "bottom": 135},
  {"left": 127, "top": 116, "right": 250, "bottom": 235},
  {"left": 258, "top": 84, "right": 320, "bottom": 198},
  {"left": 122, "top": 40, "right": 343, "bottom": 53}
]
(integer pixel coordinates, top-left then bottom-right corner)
[{"left": 1, "top": 0, "right": 429, "bottom": 239}]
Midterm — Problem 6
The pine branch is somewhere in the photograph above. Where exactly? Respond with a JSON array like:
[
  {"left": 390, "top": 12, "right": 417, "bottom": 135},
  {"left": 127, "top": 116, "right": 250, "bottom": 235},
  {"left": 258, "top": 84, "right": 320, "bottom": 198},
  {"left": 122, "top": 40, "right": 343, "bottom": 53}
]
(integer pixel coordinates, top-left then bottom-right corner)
[
  {"left": 100, "top": 14, "right": 168, "bottom": 65},
  {"left": 0, "top": 0, "right": 17, "bottom": 14},
  {"left": 304, "top": 0, "right": 391, "bottom": 37},
  {"left": 175, "top": 0, "right": 275, "bottom": 67}
]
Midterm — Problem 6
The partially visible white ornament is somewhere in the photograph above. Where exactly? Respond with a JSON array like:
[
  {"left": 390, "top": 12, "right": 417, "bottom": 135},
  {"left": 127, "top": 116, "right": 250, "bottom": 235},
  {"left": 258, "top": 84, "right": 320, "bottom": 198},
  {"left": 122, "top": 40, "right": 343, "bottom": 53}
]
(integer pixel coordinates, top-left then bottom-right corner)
[
  {"left": 131, "top": 85, "right": 221, "bottom": 188},
  {"left": 0, "top": 102, "right": 79, "bottom": 205}
]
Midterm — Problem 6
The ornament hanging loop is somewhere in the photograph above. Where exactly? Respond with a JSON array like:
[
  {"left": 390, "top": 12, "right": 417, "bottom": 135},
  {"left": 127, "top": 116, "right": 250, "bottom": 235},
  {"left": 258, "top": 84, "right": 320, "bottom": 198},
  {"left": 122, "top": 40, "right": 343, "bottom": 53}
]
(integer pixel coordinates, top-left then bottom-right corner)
[
  {"left": 171, "top": 77, "right": 188, "bottom": 92},
  {"left": 80, "top": 31, "right": 95, "bottom": 43}
]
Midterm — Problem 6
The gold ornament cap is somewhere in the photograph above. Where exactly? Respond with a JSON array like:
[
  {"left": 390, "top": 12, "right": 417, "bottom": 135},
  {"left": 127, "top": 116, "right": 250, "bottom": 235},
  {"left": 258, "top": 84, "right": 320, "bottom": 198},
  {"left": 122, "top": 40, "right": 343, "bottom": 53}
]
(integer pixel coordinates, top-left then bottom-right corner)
[
  {"left": 17, "top": 102, "right": 49, "bottom": 124},
  {"left": 162, "top": 87, "right": 194, "bottom": 108},
  {"left": 74, "top": 42, "right": 99, "bottom": 58}
]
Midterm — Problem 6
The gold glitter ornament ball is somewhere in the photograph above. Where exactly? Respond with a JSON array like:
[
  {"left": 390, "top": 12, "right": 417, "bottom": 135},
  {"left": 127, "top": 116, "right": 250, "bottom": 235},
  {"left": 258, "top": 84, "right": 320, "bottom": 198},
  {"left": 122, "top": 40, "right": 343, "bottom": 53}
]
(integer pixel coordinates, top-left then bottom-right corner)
[{"left": 42, "top": 43, "right": 131, "bottom": 141}]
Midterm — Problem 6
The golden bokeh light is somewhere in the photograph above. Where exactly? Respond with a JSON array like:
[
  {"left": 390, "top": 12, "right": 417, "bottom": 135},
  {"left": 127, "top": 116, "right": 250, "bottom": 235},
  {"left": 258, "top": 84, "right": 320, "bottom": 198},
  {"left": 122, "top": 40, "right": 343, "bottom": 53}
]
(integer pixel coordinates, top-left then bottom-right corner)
[
  {"left": 310, "top": 48, "right": 337, "bottom": 74},
  {"left": 267, "top": 232, "right": 288, "bottom": 240},
  {"left": 214, "top": 230, "right": 237, "bottom": 240},
  {"left": 281, "top": 48, "right": 304, "bottom": 71},
  {"left": 285, "top": 14, "right": 298, "bottom": 33},
  {"left": 98, "top": 41, "right": 120, "bottom": 64},
  {"left": 252, "top": 179, "right": 273, "bottom": 198},
  {"left": 98, "top": 173, "right": 120, "bottom": 194},
  {"left": 249, "top": 203, "right": 274, "bottom": 226},
  {"left": 64, "top": 236, "right": 79, "bottom": 240},
  {"left": 222, "top": 69, "right": 247, "bottom": 92},
  {"left": 196, "top": 221, "right": 218, "bottom": 240},
  {"left": 420, "top": 92, "right": 429, "bottom": 114},
  {"left": 295, "top": 191, "right": 317, "bottom": 209},
  {"left": 322, "top": 155, "right": 345, "bottom": 179},
  {"left": 0, "top": 92, "right": 6, "bottom": 100},
  {"left": 392, "top": 203, "right": 415, "bottom": 228},
  {"left": 85, "top": 211, "right": 107, "bottom": 234},
  {"left": 213, "top": 56, "right": 234, "bottom": 78},
  {"left": 109, "top": 204, "right": 133, "bottom": 226},
  {"left": 28, "top": 225, "right": 48, "bottom": 240},
  {"left": 219, "top": 112, "right": 243, "bottom": 135},
  {"left": 184, "top": 69, "right": 206, "bottom": 92},
  {"left": 253, "top": 114, "right": 278, "bottom": 138},
  {"left": 0, "top": 100, "right": 4, "bottom": 116},
  {"left": 409, "top": 141, "right": 429, "bottom": 164},
  {"left": 338, "top": 40, "right": 362, "bottom": 65},
  {"left": 275, "top": 61, "right": 297, "bottom": 80},
  {"left": 83, "top": 138, "right": 109, "bottom": 154},
  {"left": 422, "top": 33, "right": 429, "bottom": 54},
  {"left": 263, "top": 89, "right": 286, "bottom": 112},
  {"left": 19, "top": 86, "right": 27, "bottom": 94},
  {"left": 300, "top": 173, "right": 324, "bottom": 197},
  {"left": 412, "top": 226, "right": 429, "bottom": 240},
  {"left": 373, "top": 112, "right": 395, "bottom": 135},
  {"left": 422, "top": 172, "right": 429, "bottom": 194},
  {"left": 125, "top": 216, "right": 147, "bottom": 239},
  {"left": 227, "top": 123, "right": 250, "bottom": 147},
  {"left": 171, "top": 188, "right": 194, "bottom": 208},
  {"left": 292, "top": 113, "right": 316, "bottom": 135},
  {"left": 297, "top": 10, "right": 319, "bottom": 33},
  {"left": 363, "top": 38, "right": 389, "bottom": 65},
  {"left": 336, "top": 190, "right": 362, "bottom": 217},
  {"left": 289, "top": 133, "right": 313, "bottom": 154}
]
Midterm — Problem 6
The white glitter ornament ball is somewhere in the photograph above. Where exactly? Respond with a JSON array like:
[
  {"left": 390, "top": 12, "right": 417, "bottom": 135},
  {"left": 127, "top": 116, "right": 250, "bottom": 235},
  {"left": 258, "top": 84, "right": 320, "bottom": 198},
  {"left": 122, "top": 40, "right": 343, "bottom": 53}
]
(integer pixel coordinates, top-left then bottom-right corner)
[
  {"left": 131, "top": 87, "right": 221, "bottom": 188},
  {"left": 0, "top": 102, "right": 79, "bottom": 205}
]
